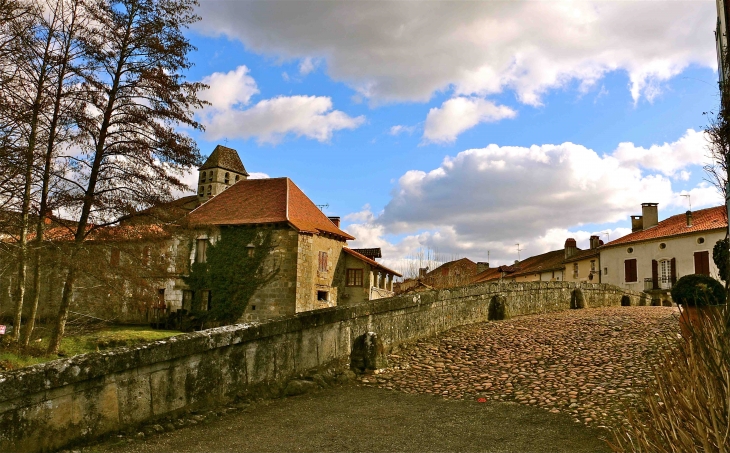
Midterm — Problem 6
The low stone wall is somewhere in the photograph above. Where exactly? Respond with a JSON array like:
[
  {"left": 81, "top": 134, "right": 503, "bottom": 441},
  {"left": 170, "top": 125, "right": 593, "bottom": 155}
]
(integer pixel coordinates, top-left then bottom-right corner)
[{"left": 0, "top": 282, "right": 645, "bottom": 452}]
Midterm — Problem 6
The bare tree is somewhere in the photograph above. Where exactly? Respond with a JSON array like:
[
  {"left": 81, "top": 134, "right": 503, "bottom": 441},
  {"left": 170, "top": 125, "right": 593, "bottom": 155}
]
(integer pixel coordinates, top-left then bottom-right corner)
[{"left": 46, "top": 0, "right": 206, "bottom": 354}]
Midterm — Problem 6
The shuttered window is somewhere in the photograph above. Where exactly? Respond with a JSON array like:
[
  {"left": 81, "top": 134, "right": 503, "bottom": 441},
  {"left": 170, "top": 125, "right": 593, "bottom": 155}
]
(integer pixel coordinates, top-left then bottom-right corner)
[
  {"left": 318, "top": 251, "right": 328, "bottom": 272},
  {"left": 346, "top": 269, "right": 363, "bottom": 286},
  {"left": 624, "top": 259, "right": 637, "bottom": 282},
  {"left": 694, "top": 251, "right": 710, "bottom": 275}
]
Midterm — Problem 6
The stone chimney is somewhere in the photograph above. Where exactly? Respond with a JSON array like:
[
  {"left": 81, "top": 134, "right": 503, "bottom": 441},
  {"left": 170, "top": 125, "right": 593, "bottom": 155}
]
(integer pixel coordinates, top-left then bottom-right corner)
[
  {"left": 642, "top": 203, "right": 659, "bottom": 230},
  {"left": 631, "top": 215, "right": 643, "bottom": 232},
  {"left": 686, "top": 210, "right": 693, "bottom": 227},
  {"left": 328, "top": 216, "right": 340, "bottom": 228},
  {"left": 476, "top": 262, "right": 490, "bottom": 273},
  {"left": 589, "top": 235, "right": 600, "bottom": 250},
  {"left": 564, "top": 238, "right": 577, "bottom": 259}
]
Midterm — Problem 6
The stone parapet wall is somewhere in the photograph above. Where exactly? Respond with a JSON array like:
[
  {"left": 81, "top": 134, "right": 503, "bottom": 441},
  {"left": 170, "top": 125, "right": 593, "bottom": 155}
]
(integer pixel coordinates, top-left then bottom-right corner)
[{"left": 0, "top": 282, "right": 645, "bottom": 452}]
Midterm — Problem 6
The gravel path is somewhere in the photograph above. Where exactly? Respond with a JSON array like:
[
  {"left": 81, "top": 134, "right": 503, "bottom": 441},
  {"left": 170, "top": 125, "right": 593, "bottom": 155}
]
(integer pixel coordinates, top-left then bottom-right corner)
[
  {"left": 359, "top": 306, "right": 679, "bottom": 430},
  {"left": 94, "top": 386, "right": 612, "bottom": 453}
]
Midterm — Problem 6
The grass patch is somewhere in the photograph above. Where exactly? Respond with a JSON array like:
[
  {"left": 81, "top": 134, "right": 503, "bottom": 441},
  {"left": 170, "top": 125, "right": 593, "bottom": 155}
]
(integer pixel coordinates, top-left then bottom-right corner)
[{"left": 0, "top": 326, "right": 181, "bottom": 371}]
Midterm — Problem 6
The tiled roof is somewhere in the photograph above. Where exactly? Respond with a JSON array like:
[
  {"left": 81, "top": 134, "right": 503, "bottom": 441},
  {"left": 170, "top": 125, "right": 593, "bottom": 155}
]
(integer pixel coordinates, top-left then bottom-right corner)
[
  {"left": 425, "top": 258, "right": 476, "bottom": 278},
  {"left": 603, "top": 205, "right": 727, "bottom": 248},
  {"left": 343, "top": 247, "right": 402, "bottom": 277},
  {"left": 473, "top": 249, "right": 566, "bottom": 283},
  {"left": 563, "top": 248, "right": 599, "bottom": 263},
  {"left": 351, "top": 248, "right": 382, "bottom": 259},
  {"left": 199, "top": 145, "right": 249, "bottom": 175},
  {"left": 187, "top": 177, "right": 355, "bottom": 240}
]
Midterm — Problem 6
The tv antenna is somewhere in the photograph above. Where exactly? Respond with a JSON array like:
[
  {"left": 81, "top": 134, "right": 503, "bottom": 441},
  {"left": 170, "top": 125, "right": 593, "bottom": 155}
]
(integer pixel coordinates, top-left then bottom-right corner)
[
  {"left": 681, "top": 194, "right": 691, "bottom": 211},
  {"left": 515, "top": 243, "right": 521, "bottom": 261},
  {"left": 602, "top": 231, "right": 610, "bottom": 242},
  {"left": 316, "top": 203, "right": 329, "bottom": 212}
]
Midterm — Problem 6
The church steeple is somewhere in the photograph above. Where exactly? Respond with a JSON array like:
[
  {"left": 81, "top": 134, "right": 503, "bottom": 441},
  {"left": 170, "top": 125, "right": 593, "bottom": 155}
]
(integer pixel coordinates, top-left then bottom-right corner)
[{"left": 198, "top": 145, "right": 249, "bottom": 203}]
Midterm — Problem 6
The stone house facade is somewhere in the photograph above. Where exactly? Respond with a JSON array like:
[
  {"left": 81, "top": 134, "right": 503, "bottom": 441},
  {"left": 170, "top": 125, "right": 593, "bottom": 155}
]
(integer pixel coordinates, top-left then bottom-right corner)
[{"left": 600, "top": 203, "right": 726, "bottom": 300}]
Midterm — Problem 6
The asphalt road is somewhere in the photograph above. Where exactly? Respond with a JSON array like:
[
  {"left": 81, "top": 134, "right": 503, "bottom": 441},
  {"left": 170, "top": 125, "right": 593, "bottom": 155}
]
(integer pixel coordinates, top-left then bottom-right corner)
[{"left": 92, "top": 385, "right": 613, "bottom": 453}]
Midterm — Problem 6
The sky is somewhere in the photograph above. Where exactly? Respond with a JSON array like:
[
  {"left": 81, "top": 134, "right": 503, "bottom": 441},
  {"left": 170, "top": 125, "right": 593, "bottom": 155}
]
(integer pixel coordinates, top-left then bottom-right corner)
[{"left": 179, "top": 0, "right": 722, "bottom": 272}]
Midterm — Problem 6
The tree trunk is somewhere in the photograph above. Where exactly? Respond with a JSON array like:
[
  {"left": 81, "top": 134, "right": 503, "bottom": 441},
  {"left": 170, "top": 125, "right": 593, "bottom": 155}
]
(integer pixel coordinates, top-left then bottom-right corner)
[{"left": 47, "top": 263, "right": 75, "bottom": 354}]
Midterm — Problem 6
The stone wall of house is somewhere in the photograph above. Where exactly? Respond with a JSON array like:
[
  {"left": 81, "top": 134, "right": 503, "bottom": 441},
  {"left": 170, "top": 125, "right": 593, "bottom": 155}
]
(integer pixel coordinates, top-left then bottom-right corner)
[
  {"left": 240, "top": 226, "right": 300, "bottom": 321},
  {"left": 295, "top": 234, "right": 346, "bottom": 313},
  {"left": 0, "top": 281, "right": 646, "bottom": 453}
]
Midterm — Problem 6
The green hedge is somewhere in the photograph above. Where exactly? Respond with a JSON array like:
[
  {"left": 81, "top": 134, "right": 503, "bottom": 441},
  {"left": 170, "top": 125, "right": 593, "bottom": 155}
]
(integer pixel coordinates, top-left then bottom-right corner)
[{"left": 670, "top": 274, "right": 726, "bottom": 307}]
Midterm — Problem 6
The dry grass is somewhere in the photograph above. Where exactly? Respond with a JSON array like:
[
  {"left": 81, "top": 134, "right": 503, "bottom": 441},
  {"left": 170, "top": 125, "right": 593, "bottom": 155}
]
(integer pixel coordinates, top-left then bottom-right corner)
[{"left": 610, "top": 307, "right": 730, "bottom": 452}]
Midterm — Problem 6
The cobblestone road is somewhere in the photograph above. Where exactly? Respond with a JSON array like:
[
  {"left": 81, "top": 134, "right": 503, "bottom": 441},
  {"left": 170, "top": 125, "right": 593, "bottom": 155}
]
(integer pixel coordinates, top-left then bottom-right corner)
[{"left": 359, "top": 306, "right": 679, "bottom": 430}]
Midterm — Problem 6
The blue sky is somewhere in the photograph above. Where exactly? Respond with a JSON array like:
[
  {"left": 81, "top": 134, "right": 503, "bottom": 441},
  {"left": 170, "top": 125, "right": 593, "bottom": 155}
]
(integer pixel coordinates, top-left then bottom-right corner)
[{"left": 180, "top": 1, "right": 722, "bottom": 272}]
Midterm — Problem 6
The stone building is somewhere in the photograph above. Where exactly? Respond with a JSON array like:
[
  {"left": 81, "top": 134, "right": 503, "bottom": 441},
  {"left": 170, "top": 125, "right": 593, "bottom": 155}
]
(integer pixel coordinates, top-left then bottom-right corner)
[{"left": 599, "top": 203, "right": 726, "bottom": 301}]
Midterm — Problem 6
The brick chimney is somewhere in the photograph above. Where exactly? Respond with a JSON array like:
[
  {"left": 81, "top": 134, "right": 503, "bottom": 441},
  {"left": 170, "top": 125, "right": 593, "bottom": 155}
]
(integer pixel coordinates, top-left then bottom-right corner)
[
  {"left": 328, "top": 216, "right": 340, "bottom": 228},
  {"left": 564, "top": 238, "right": 577, "bottom": 259},
  {"left": 641, "top": 203, "right": 659, "bottom": 230},
  {"left": 631, "top": 215, "right": 643, "bottom": 232},
  {"left": 589, "top": 235, "right": 600, "bottom": 250},
  {"left": 476, "top": 262, "right": 490, "bottom": 273},
  {"left": 686, "top": 210, "right": 693, "bottom": 227}
]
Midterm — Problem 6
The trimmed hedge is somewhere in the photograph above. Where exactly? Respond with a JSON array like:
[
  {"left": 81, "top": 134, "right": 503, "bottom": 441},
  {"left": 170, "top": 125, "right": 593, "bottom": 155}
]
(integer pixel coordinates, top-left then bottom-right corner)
[{"left": 670, "top": 274, "right": 726, "bottom": 307}]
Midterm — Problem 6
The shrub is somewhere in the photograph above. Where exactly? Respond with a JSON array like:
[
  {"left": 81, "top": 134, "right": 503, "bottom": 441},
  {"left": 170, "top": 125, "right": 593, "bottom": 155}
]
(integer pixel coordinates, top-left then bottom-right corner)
[
  {"left": 713, "top": 238, "right": 730, "bottom": 283},
  {"left": 610, "top": 307, "right": 730, "bottom": 452},
  {"left": 670, "top": 274, "right": 726, "bottom": 307}
]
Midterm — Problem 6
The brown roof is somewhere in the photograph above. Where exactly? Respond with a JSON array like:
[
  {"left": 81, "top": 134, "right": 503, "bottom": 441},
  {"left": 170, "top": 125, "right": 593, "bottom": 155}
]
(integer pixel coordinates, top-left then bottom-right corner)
[
  {"left": 424, "top": 258, "right": 477, "bottom": 278},
  {"left": 343, "top": 247, "right": 402, "bottom": 277},
  {"left": 603, "top": 205, "right": 727, "bottom": 248},
  {"left": 187, "top": 177, "right": 355, "bottom": 240},
  {"left": 473, "top": 249, "right": 566, "bottom": 283},
  {"left": 563, "top": 248, "right": 599, "bottom": 263},
  {"left": 351, "top": 248, "right": 382, "bottom": 259},
  {"left": 199, "top": 145, "right": 249, "bottom": 175}
]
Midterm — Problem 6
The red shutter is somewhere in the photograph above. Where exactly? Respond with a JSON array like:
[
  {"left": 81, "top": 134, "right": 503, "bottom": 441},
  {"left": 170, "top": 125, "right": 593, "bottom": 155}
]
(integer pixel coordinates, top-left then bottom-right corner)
[
  {"left": 694, "top": 251, "right": 710, "bottom": 275},
  {"left": 670, "top": 258, "right": 677, "bottom": 284},
  {"left": 651, "top": 260, "right": 658, "bottom": 289},
  {"left": 625, "top": 259, "right": 637, "bottom": 282}
]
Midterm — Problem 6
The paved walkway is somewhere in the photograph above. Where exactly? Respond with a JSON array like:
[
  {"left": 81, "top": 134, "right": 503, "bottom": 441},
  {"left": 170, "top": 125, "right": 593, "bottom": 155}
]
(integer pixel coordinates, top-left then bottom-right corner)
[
  {"left": 360, "top": 306, "right": 679, "bottom": 430},
  {"left": 90, "top": 306, "right": 678, "bottom": 453}
]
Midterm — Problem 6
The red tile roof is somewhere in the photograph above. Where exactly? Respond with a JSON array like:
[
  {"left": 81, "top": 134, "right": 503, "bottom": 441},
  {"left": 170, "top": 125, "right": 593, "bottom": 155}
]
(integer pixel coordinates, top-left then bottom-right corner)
[
  {"left": 563, "top": 248, "right": 599, "bottom": 263},
  {"left": 472, "top": 249, "right": 566, "bottom": 283},
  {"left": 343, "top": 247, "right": 402, "bottom": 277},
  {"left": 187, "top": 177, "right": 355, "bottom": 240},
  {"left": 603, "top": 205, "right": 727, "bottom": 248}
]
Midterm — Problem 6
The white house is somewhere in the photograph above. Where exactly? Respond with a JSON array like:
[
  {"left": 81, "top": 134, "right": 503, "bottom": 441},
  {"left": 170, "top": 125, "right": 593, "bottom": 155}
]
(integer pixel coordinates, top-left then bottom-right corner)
[{"left": 600, "top": 203, "right": 727, "bottom": 301}]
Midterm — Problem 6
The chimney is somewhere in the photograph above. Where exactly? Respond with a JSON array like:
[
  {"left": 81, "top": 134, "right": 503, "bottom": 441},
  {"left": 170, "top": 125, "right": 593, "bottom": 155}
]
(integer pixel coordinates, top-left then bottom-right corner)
[
  {"left": 631, "top": 215, "right": 643, "bottom": 232},
  {"left": 564, "top": 238, "right": 577, "bottom": 259},
  {"left": 589, "top": 235, "right": 600, "bottom": 250},
  {"left": 642, "top": 203, "right": 659, "bottom": 230},
  {"left": 418, "top": 267, "right": 429, "bottom": 278},
  {"left": 686, "top": 210, "right": 693, "bottom": 227},
  {"left": 328, "top": 216, "right": 340, "bottom": 228},
  {"left": 476, "top": 262, "right": 490, "bottom": 273}
]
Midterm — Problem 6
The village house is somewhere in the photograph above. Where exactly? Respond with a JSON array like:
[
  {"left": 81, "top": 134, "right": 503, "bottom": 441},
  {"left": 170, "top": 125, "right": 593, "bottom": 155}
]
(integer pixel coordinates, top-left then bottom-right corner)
[
  {"left": 562, "top": 236, "right": 602, "bottom": 283},
  {"left": 599, "top": 203, "right": 727, "bottom": 301}
]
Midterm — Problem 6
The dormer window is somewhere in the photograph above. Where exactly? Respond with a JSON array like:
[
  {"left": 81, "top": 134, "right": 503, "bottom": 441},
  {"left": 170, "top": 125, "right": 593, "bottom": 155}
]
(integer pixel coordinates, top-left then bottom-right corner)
[{"left": 225, "top": 172, "right": 230, "bottom": 184}]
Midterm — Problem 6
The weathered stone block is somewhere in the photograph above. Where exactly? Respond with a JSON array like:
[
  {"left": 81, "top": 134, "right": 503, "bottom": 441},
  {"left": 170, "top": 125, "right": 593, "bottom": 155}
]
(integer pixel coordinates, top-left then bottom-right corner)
[{"left": 350, "top": 332, "right": 387, "bottom": 372}]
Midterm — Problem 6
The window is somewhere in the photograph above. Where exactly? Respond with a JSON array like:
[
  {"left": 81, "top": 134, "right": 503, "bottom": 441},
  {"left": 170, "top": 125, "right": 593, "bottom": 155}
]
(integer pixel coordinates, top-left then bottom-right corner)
[
  {"left": 207, "top": 185, "right": 212, "bottom": 197},
  {"left": 317, "top": 291, "right": 329, "bottom": 301},
  {"left": 659, "top": 259, "right": 671, "bottom": 289},
  {"left": 199, "top": 171, "right": 206, "bottom": 181},
  {"left": 697, "top": 237, "right": 705, "bottom": 244},
  {"left": 624, "top": 259, "right": 638, "bottom": 282},
  {"left": 659, "top": 243, "right": 666, "bottom": 249},
  {"left": 694, "top": 251, "right": 710, "bottom": 275},
  {"left": 590, "top": 260, "right": 596, "bottom": 271},
  {"left": 346, "top": 269, "right": 364, "bottom": 286},
  {"left": 199, "top": 185, "right": 204, "bottom": 196},
  {"left": 251, "top": 305, "right": 256, "bottom": 311},
  {"left": 110, "top": 248, "right": 120, "bottom": 267},
  {"left": 573, "top": 263, "right": 579, "bottom": 278},
  {"left": 225, "top": 172, "right": 230, "bottom": 184},
  {"left": 200, "top": 290, "right": 211, "bottom": 311},
  {"left": 604, "top": 267, "right": 608, "bottom": 275},
  {"left": 207, "top": 171, "right": 213, "bottom": 182},
  {"left": 235, "top": 175, "right": 240, "bottom": 182},
  {"left": 195, "top": 239, "right": 208, "bottom": 263},
  {"left": 247, "top": 245, "right": 255, "bottom": 258},
  {"left": 318, "top": 251, "right": 328, "bottom": 272},
  {"left": 627, "top": 247, "right": 634, "bottom": 254}
]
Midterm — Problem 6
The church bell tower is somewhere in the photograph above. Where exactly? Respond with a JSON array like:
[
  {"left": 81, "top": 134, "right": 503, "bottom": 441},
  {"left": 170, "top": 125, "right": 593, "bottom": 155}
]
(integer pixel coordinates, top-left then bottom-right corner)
[{"left": 197, "top": 145, "right": 249, "bottom": 203}]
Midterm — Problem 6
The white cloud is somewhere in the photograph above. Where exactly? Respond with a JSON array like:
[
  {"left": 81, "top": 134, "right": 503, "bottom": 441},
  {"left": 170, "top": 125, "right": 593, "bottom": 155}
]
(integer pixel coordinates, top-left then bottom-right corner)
[
  {"left": 299, "top": 57, "right": 318, "bottom": 75},
  {"left": 423, "top": 97, "right": 517, "bottom": 143},
  {"left": 200, "top": 66, "right": 259, "bottom": 110},
  {"left": 612, "top": 129, "right": 708, "bottom": 178},
  {"left": 248, "top": 172, "right": 270, "bottom": 179},
  {"left": 389, "top": 125, "right": 417, "bottom": 136},
  {"left": 343, "top": 130, "right": 722, "bottom": 267},
  {"left": 196, "top": 1, "right": 715, "bottom": 104},
  {"left": 203, "top": 95, "right": 365, "bottom": 144}
]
